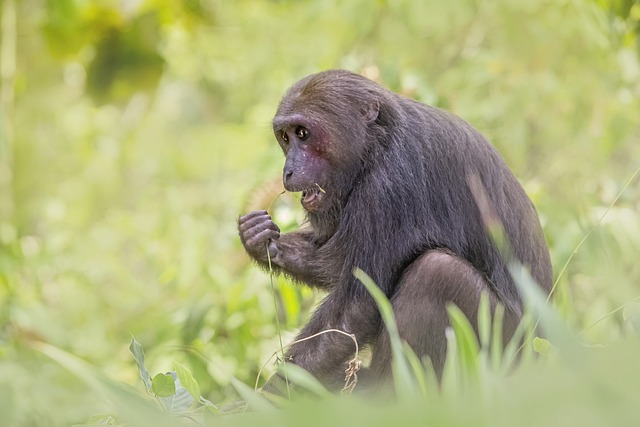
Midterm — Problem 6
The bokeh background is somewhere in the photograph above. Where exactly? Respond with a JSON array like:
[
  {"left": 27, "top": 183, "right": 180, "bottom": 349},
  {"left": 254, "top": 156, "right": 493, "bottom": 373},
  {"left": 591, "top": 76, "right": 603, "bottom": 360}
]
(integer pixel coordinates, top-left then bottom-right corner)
[{"left": 1, "top": 0, "right": 639, "bottom": 425}]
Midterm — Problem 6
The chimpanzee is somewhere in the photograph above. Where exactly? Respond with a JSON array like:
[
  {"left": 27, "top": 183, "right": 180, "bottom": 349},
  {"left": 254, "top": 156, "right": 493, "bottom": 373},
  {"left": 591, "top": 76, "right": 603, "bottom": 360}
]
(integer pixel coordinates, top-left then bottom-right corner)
[{"left": 238, "top": 69, "right": 552, "bottom": 392}]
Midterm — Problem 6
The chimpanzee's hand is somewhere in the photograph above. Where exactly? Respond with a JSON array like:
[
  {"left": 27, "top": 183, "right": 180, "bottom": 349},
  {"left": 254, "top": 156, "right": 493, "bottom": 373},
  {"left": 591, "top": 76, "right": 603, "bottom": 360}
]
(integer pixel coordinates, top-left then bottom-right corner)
[{"left": 238, "top": 210, "right": 280, "bottom": 263}]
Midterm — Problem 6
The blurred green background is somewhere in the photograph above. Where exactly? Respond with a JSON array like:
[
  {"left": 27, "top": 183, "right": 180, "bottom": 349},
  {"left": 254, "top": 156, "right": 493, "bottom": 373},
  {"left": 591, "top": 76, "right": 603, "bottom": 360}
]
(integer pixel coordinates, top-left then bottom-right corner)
[{"left": 1, "top": 0, "right": 639, "bottom": 425}]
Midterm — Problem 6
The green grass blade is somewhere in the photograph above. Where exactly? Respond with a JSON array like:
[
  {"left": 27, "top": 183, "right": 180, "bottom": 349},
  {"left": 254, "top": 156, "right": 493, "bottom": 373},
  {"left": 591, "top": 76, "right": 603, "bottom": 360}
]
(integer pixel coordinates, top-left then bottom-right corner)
[
  {"left": 478, "top": 293, "right": 492, "bottom": 350},
  {"left": 353, "top": 268, "right": 418, "bottom": 400},
  {"left": 230, "top": 377, "right": 276, "bottom": 412},
  {"left": 278, "top": 363, "right": 334, "bottom": 399},
  {"left": 446, "top": 303, "right": 480, "bottom": 381}
]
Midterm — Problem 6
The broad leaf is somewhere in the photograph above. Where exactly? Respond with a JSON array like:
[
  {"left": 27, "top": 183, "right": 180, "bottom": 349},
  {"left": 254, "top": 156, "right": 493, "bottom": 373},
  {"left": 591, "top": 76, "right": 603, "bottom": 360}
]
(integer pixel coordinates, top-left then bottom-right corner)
[{"left": 151, "top": 373, "right": 176, "bottom": 397}]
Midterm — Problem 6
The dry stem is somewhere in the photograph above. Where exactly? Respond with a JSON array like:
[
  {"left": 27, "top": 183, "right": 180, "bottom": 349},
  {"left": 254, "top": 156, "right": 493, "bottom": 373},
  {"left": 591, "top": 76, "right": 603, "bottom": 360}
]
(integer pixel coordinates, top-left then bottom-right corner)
[{"left": 255, "top": 329, "right": 361, "bottom": 395}]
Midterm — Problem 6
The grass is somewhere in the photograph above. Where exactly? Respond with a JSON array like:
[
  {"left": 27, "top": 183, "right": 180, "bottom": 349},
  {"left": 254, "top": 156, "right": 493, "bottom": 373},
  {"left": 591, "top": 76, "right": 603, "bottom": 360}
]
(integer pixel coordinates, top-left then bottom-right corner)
[{"left": 25, "top": 251, "right": 640, "bottom": 426}]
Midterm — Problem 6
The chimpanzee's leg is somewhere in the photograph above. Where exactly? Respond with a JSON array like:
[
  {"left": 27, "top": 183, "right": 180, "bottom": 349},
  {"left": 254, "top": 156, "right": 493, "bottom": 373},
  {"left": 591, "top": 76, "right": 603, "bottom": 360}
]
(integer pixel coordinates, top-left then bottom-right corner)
[{"left": 364, "top": 250, "right": 519, "bottom": 388}]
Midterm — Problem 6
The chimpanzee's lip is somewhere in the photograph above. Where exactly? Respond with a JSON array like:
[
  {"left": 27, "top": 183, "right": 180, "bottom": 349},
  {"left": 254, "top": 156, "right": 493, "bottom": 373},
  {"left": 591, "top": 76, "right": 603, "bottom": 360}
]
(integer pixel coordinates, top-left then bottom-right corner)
[{"left": 301, "top": 186, "right": 324, "bottom": 211}]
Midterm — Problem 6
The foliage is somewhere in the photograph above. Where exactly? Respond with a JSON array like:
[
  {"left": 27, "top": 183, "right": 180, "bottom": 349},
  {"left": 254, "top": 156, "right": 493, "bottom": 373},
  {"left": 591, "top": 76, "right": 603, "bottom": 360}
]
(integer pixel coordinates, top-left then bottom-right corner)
[
  {"left": 0, "top": 0, "right": 639, "bottom": 425},
  {"left": 593, "top": 0, "right": 640, "bottom": 54},
  {"left": 30, "top": 269, "right": 640, "bottom": 426}
]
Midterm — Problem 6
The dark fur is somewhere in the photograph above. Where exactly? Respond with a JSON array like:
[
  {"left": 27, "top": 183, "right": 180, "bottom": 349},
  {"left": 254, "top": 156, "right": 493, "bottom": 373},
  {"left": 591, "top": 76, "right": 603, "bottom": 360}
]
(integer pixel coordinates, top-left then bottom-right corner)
[{"left": 239, "top": 70, "right": 552, "bottom": 392}]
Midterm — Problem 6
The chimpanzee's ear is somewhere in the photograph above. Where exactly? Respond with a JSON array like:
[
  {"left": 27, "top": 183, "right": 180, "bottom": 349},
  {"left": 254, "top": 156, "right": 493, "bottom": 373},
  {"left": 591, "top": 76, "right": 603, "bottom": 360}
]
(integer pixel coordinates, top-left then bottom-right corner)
[{"left": 362, "top": 100, "right": 380, "bottom": 124}]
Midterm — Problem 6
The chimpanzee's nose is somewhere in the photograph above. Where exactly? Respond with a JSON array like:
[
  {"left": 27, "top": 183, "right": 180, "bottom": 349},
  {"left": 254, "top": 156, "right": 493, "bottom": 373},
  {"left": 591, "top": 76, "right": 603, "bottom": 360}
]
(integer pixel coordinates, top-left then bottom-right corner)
[{"left": 284, "top": 169, "right": 293, "bottom": 186}]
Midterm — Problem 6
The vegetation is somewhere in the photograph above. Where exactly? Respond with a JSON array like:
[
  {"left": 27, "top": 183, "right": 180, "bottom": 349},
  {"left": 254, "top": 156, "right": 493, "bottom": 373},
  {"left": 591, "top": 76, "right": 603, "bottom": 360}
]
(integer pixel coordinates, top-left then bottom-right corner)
[{"left": 0, "top": 0, "right": 639, "bottom": 425}]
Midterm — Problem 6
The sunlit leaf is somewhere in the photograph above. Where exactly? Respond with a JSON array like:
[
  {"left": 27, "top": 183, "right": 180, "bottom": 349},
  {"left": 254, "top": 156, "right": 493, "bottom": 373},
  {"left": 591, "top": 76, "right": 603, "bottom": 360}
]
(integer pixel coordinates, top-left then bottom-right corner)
[
  {"left": 151, "top": 373, "right": 176, "bottom": 397},
  {"left": 175, "top": 362, "right": 201, "bottom": 400},
  {"left": 156, "top": 372, "right": 194, "bottom": 413}
]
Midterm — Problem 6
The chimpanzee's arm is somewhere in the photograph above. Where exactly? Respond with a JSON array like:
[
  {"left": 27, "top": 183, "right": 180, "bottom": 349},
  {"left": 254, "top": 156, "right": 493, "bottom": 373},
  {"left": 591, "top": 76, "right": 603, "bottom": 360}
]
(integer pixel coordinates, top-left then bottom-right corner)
[{"left": 238, "top": 210, "right": 332, "bottom": 289}]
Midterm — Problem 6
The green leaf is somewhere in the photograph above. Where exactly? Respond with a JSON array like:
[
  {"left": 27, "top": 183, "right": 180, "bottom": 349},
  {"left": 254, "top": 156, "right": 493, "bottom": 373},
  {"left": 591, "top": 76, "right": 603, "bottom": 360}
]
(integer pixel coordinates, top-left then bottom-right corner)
[
  {"left": 532, "top": 337, "right": 552, "bottom": 357},
  {"left": 175, "top": 362, "right": 201, "bottom": 400},
  {"left": 508, "top": 260, "right": 580, "bottom": 353},
  {"left": 477, "top": 293, "right": 491, "bottom": 349},
  {"left": 490, "top": 304, "right": 505, "bottom": 372},
  {"left": 159, "top": 386, "right": 194, "bottom": 414},
  {"left": 128, "top": 337, "right": 152, "bottom": 390},
  {"left": 402, "top": 341, "right": 432, "bottom": 399},
  {"left": 155, "top": 371, "right": 194, "bottom": 413},
  {"left": 441, "top": 327, "right": 460, "bottom": 395},
  {"left": 502, "top": 313, "right": 533, "bottom": 374},
  {"left": 446, "top": 303, "right": 480, "bottom": 380},
  {"left": 151, "top": 373, "right": 176, "bottom": 397}
]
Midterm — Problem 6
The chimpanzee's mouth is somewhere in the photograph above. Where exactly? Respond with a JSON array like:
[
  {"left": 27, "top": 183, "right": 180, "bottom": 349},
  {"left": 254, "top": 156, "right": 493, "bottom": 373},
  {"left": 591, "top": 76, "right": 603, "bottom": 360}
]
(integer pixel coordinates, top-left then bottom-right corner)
[{"left": 301, "top": 186, "right": 325, "bottom": 211}]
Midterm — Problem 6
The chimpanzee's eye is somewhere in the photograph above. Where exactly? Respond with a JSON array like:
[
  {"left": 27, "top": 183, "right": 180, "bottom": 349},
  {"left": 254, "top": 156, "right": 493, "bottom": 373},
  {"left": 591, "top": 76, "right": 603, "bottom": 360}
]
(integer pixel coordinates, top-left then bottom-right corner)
[{"left": 296, "top": 126, "right": 309, "bottom": 141}]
